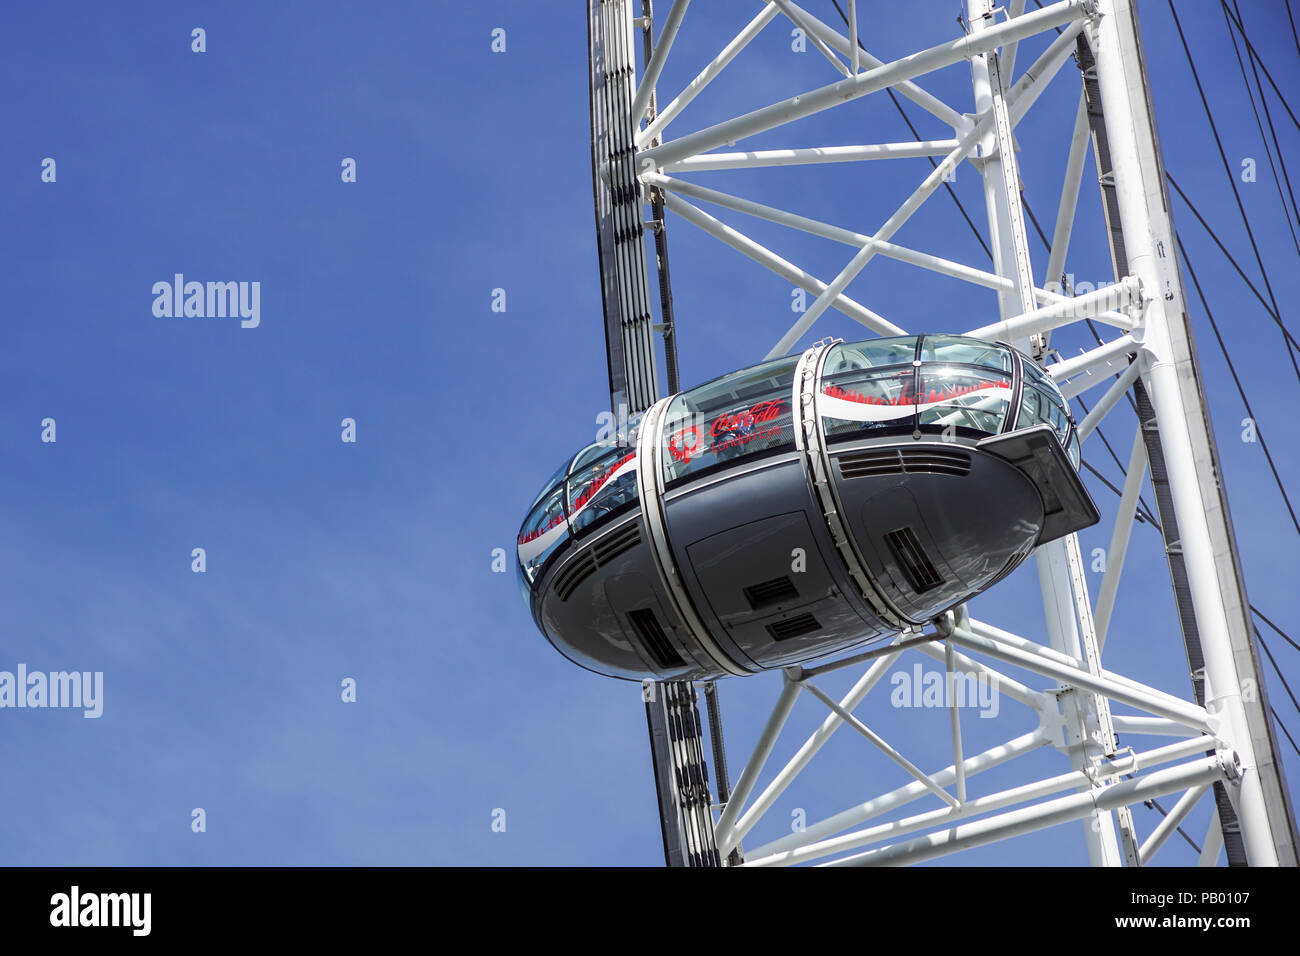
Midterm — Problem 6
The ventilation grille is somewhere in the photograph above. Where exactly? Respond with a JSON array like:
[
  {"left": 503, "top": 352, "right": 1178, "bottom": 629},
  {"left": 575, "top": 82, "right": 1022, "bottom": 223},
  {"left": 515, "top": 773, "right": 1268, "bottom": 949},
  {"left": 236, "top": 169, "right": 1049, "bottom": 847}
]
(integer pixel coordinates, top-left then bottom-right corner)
[
  {"left": 885, "top": 527, "right": 944, "bottom": 594},
  {"left": 838, "top": 447, "right": 972, "bottom": 480},
  {"left": 767, "top": 613, "right": 821, "bottom": 641},
  {"left": 627, "top": 608, "right": 684, "bottom": 669},
  {"left": 743, "top": 576, "right": 799, "bottom": 611},
  {"left": 553, "top": 521, "right": 643, "bottom": 602},
  {"left": 553, "top": 551, "right": 597, "bottom": 601},
  {"left": 593, "top": 522, "right": 641, "bottom": 565}
]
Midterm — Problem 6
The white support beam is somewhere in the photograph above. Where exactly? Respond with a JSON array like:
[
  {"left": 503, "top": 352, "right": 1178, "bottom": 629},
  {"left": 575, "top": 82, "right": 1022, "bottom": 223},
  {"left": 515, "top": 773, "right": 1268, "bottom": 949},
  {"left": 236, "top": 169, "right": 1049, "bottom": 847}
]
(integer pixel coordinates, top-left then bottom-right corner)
[
  {"left": 714, "top": 677, "right": 801, "bottom": 856},
  {"left": 630, "top": 0, "right": 691, "bottom": 125},
  {"left": 663, "top": 140, "right": 961, "bottom": 172},
  {"left": 747, "top": 731, "right": 1049, "bottom": 861},
  {"left": 967, "top": 617, "right": 1083, "bottom": 668},
  {"left": 1095, "top": 0, "right": 1289, "bottom": 865},
  {"left": 1112, "top": 715, "right": 1202, "bottom": 738},
  {"left": 659, "top": 16, "right": 1084, "bottom": 357},
  {"left": 1033, "top": 285, "right": 1133, "bottom": 328},
  {"left": 1058, "top": 354, "right": 1139, "bottom": 398},
  {"left": 825, "top": 754, "right": 1231, "bottom": 866},
  {"left": 745, "top": 736, "right": 1215, "bottom": 866},
  {"left": 636, "top": 5, "right": 779, "bottom": 147},
  {"left": 660, "top": 192, "right": 903, "bottom": 335},
  {"left": 848, "top": 0, "right": 859, "bottom": 74},
  {"left": 1138, "top": 783, "right": 1210, "bottom": 865},
  {"left": 912, "top": 639, "right": 1047, "bottom": 712},
  {"left": 966, "top": 0, "right": 1120, "bottom": 865},
  {"left": 1047, "top": 334, "right": 1140, "bottom": 384},
  {"left": 945, "top": 642, "right": 968, "bottom": 804},
  {"left": 1005, "top": 19, "right": 1088, "bottom": 129},
  {"left": 765, "top": 111, "right": 993, "bottom": 356},
  {"left": 640, "top": 0, "right": 1091, "bottom": 170},
  {"left": 1199, "top": 812, "right": 1225, "bottom": 866},
  {"left": 771, "top": 0, "right": 850, "bottom": 77},
  {"left": 727, "top": 645, "right": 906, "bottom": 850},
  {"left": 947, "top": 626, "right": 1215, "bottom": 733},
  {"left": 965, "top": 618, "right": 1218, "bottom": 733},
  {"left": 1095, "top": 428, "right": 1148, "bottom": 650},
  {"left": 1044, "top": 92, "right": 1091, "bottom": 292},
  {"left": 965, "top": 275, "right": 1141, "bottom": 342},
  {"left": 646, "top": 171, "right": 1014, "bottom": 292},
  {"left": 780, "top": 0, "right": 965, "bottom": 128},
  {"left": 801, "top": 680, "right": 960, "bottom": 809},
  {"left": 797, "top": 632, "right": 937, "bottom": 680},
  {"left": 1001, "top": 0, "right": 1030, "bottom": 79},
  {"left": 1077, "top": 358, "right": 1143, "bottom": 441}
]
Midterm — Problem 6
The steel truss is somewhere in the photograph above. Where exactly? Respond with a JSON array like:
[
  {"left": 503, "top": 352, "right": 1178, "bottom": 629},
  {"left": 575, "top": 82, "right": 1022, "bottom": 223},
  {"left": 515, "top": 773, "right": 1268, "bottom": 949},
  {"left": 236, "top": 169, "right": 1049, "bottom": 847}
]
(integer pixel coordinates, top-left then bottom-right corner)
[{"left": 587, "top": 0, "right": 1298, "bottom": 865}]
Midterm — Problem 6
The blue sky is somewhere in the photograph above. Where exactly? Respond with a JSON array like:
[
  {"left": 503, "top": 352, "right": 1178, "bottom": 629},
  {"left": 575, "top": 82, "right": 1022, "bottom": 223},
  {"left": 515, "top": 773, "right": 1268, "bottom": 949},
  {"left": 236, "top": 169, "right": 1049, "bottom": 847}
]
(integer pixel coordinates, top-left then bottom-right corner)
[{"left": 0, "top": 1, "right": 1296, "bottom": 866}]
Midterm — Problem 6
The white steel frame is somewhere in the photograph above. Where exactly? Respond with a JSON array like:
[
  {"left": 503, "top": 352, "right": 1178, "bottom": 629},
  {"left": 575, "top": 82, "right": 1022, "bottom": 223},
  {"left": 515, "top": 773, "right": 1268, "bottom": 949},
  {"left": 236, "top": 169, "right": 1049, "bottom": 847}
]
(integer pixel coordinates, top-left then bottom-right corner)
[{"left": 600, "top": 0, "right": 1294, "bottom": 865}]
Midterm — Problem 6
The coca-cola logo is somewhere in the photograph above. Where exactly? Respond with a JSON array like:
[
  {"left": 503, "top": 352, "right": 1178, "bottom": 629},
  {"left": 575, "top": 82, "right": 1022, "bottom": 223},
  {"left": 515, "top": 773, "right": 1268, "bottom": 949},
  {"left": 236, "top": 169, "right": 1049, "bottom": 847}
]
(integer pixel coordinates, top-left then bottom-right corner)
[
  {"left": 666, "top": 399, "right": 789, "bottom": 468},
  {"left": 668, "top": 425, "right": 703, "bottom": 463},
  {"left": 712, "top": 399, "right": 785, "bottom": 436}
]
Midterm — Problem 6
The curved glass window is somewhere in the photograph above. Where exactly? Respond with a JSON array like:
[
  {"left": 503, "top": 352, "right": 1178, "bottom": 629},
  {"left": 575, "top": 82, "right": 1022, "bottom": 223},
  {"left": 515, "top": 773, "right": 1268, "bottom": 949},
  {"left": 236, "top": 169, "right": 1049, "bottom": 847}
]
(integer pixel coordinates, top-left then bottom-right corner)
[
  {"left": 820, "top": 337, "right": 918, "bottom": 442},
  {"left": 527, "top": 458, "right": 573, "bottom": 514},
  {"left": 916, "top": 364, "right": 1015, "bottom": 436},
  {"left": 1021, "top": 358, "right": 1059, "bottom": 391},
  {"left": 567, "top": 446, "right": 638, "bottom": 535},
  {"left": 1020, "top": 383, "right": 1071, "bottom": 444},
  {"left": 820, "top": 366, "right": 918, "bottom": 441},
  {"left": 820, "top": 336, "right": 1016, "bottom": 442},
  {"left": 518, "top": 413, "right": 647, "bottom": 583},
  {"left": 1012, "top": 358, "right": 1081, "bottom": 466},
  {"left": 660, "top": 355, "right": 798, "bottom": 485},
  {"left": 824, "top": 335, "right": 919, "bottom": 373},
  {"left": 919, "top": 334, "right": 1013, "bottom": 373},
  {"left": 518, "top": 482, "right": 569, "bottom": 583}
]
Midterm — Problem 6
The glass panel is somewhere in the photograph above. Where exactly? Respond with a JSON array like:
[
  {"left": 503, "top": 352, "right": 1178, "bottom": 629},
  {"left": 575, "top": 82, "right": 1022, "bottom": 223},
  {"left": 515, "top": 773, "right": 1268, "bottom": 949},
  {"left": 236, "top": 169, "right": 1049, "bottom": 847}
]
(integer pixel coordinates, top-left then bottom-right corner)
[
  {"left": 822, "top": 336, "right": 918, "bottom": 376},
  {"left": 1019, "top": 385, "right": 1040, "bottom": 432},
  {"left": 571, "top": 440, "right": 616, "bottom": 474},
  {"left": 915, "top": 364, "right": 1014, "bottom": 435},
  {"left": 918, "top": 334, "right": 1013, "bottom": 373},
  {"left": 1021, "top": 383, "right": 1071, "bottom": 445},
  {"left": 517, "top": 483, "right": 569, "bottom": 583},
  {"left": 660, "top": 356, "right": 798, "bottom": 485},
  {"left": 567, "top": 447, "right": 639, "bottom": 535},
  {"left": 1067, "top": 428, "right": 1081, "bottom": 469},
  {"left": 820, "top": 365, "right": 919, "bottom": 442},
  {"left": 569, "top": 411, "right": 644, "bottom": 476},
  {"left": 1022, "top": 358, "right": 1055, "bottom": 389},
  {"left": 1023, "top": 361, "right": 1071, "bottom": 414},
  {"left": 528, "top": 458, "right": 573, "bottom": 513}
]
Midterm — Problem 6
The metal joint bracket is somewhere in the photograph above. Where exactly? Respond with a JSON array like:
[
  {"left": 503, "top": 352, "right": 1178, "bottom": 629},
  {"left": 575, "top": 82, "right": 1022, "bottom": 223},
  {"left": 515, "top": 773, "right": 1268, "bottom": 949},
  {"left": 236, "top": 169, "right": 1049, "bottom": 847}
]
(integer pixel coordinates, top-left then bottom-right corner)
[{"left": 1218, "top": 749, "right": 1243, "bottom": 784}]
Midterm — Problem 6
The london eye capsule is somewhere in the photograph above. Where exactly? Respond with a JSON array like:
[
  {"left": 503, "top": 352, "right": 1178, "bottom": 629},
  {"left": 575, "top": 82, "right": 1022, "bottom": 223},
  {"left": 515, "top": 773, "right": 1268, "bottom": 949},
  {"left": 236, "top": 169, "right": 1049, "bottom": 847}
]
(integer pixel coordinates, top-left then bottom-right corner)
[{"left": 517, "top": 335, "right": 1099, "bottom": 681}]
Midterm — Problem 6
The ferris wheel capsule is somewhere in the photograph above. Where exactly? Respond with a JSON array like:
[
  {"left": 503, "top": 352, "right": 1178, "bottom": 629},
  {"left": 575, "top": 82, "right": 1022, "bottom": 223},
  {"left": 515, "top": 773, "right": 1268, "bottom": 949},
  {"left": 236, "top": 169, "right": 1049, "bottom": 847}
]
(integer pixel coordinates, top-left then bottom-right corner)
[{"left": 518, "top": 333, "right": 1098, "bottom": 681}]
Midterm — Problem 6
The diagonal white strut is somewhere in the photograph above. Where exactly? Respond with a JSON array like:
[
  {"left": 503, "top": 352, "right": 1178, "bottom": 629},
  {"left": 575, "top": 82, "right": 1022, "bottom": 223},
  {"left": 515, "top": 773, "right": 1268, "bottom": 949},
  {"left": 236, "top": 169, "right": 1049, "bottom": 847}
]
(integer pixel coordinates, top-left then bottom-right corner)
[{"left": 640, "top": 0, "right": 1091, "bottom": 171}]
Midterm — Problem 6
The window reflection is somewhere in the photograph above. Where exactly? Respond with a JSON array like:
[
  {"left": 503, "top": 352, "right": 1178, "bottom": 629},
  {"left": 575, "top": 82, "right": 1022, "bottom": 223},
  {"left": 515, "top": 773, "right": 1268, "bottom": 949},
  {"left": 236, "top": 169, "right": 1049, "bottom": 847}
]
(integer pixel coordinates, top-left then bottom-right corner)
[
  {"left": 919, "top": 334, "right": 1013, "bottom": 372},
  {"left": 820, "top": 365, "right": 919, "bottom": 442},
  {"left": 568, "top": 448, "right": 638, "bottom": 535},
  {"left": 518, "top": 483, "right": 569, "bottom": 583},
  {"left": 660, "top": 356, "right": 798, "bottom": 485},
  {"left": 1021, "top": 383, "right": 1071, "bottom": 445},
  {"left": 916, "top": 365, "right": 1014, "bottom": 435},
  {"left": 822, "top": 336, "right": 919, "bottom": 376}
]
